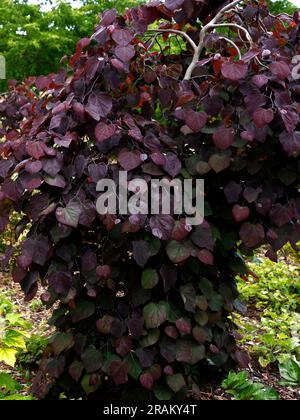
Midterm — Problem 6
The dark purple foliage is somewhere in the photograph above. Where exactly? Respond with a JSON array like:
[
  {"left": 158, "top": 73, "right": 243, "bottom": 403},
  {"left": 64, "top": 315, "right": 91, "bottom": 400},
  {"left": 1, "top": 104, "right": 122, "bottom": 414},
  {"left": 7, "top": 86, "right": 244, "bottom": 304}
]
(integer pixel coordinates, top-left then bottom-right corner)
[{"left": 0, "top": 0, "right": 299, "bottom": 400}]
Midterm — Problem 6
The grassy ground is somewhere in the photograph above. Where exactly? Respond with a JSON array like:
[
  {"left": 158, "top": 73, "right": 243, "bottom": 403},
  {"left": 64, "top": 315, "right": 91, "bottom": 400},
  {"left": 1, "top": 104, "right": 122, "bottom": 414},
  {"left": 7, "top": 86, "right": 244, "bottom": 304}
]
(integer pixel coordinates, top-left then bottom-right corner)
[{"left": 0, "top": 252, "right": 299, "bottom": 400}]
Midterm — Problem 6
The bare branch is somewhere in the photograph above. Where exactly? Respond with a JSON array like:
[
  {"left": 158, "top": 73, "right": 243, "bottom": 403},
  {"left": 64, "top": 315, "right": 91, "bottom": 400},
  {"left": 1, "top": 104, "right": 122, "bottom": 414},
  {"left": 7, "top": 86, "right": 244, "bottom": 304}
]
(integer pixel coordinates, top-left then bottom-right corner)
[
  {"left": 146, "top": 29, "right": 198, "bottom": 53},
  {"left": 183, "top": 0, "right": 248, "bottom": 80},
  {"left": 210, "top": 23, "right": 253, "bottom": 46},
  {"left": 209, "top": 0, "right": 245, "bottom": 27},
  {"left": 217, "top": 36, "right": 242, "bottom": 60},
  {"left": 146, "top": 1, "right": 250, "bottom": 81}
]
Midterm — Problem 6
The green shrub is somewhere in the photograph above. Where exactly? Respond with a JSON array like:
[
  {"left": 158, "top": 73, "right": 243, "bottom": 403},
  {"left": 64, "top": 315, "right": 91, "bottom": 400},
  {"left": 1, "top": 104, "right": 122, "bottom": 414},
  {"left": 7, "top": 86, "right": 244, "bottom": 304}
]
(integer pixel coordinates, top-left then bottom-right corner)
[
  {"left": 17, "top": 334, "right": 48, "bottom": 367},
  {"left": 222, "top": 370, "right": 279, "bottom": 400},
  {"left": 236, "top": 259, "right": 300, "bottom": 367},
  {"left": 0, "top": 372, "right": 33, "bottom": 400},
  {"left": 0, "top": 289, "right": 32, "bottom": 367},
  {"left": 279, "top": 357, "right": 300, "bottom": 387}
]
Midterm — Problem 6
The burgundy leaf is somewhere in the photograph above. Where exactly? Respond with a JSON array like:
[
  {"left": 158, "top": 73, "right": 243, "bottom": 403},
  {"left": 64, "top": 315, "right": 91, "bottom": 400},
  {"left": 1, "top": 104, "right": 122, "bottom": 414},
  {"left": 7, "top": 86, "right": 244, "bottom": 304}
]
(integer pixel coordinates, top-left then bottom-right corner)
[
  {"left": 76, "top": 37, "right": 90, "bottom": 52},
  {"left": 208, "top": 154, "right": 231, "bottom": 173},
  {"left": 269, "top": 204, "right": 293, "bottom": 227},
  {"left": 270, "top": 61, "right": 290, "bottom": 80},
  {"left": 224, "top": 182, "right": 242, "bottom": 204},
  {"left": 118, "top": 150, "right": 142, "bottom": 171},
  {"left": 185, "top": 111, "right": 207, "bottom": 133},
  {"left": 115, "top": 336, "right": 132, "bottom": 357},
  {"left": 132, "top": 240, "right": 151, "bottom": 268},
  {"left": 150, "top": 215, "right": 174, "bottom": 241},
  {"left": 191, "top": 223, "right": 214, "bottom": 251},
  {"left": 56, "top": 202, "right": 82, "bottom": 228},
  {"left": 279, "top": 131, "right": 300, "bottom": 156},
  {"left": 175, "top": 318, "right": 191, "bottom": 335},
  {"left": 232, "top": 205, "right": 250, "bottom": 223},
  {"left": 163, "top": 153, "right": 181, "bottom": 177},
  {"left": 109, "top": 360, "right": 128, "bottom": 386},
  {"left": 81, "top": 249, "right": 97, "bottom": 272},
  {"left": 95, "top": 123, "right": 116, "bottom": 143},
  {"left": 213, "top": 127, "right": 235, "bottom": 150},
  {"left": 243, "top": 187, "right": 261, "bottom": 203},
  {"left": 239, "top": 223, "right": 265, "bottom": 248},
  {"left": 150, "top": 152, "right": 166, "bottom": 166},
  {"left": 253, "top": 108, "right": 274, "bottom": 128},
  {"left": 0, "top": 159, "right": 14, "bottom": 178},
  {"left": 221, "top": 61, "right": 248, "bottom": 81},
  {"left": 140, "top": 372, "right": 154, "bottom": 390},
  {"left": 165, "top": 0, "right": 184, "bottom": 10},
  {"left": 100, "top": 9, "right": 117, "bottom": 26},
  {"left": 44, "top": 174, "right": 66, "bottom": 188},
  {"left": 251, "top": 74, "right": 269, "bottom": 88},
  {"left": 115, "top": 45, "right": 135, "bottom": 63},
  {"left": 48, "top": 272, "right": 72, "bottom": 296},
  {"left": 26, "top": 141, "right": 45, "bottom": 160},
  {"left": 280, "top": 107, "right": 299, "bottom": 133},
  {"left": 112, "top": 29, "right": 134, "bottom": 46},
  {"left": 85, "top": 92, "right": 112, "bottom": 121},
  {"left": 111, "top": 58, "right": 124, "bottom": 71},
  {"left": 197, "top": 249, "right": 214, "bottom": 265},
  {"left": 96, "top": 265, "right": 111, "bottom": 280}
]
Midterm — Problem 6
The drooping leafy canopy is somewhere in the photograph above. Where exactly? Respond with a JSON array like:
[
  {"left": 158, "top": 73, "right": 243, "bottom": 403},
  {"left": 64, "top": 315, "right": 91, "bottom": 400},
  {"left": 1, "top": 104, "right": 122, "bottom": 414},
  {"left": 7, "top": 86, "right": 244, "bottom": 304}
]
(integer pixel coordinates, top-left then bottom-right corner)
[
  {"left": 0, "top": 0, "right": 299, "bottom": 399},
  {"left": 0, "top": 0, "right": 142, "bottom": 91}
]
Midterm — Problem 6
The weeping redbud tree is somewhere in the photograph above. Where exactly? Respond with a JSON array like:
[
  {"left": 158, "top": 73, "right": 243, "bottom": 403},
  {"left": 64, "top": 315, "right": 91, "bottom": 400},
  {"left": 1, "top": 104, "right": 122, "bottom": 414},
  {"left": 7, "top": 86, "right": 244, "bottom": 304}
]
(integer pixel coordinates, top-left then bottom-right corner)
[{"left": 0, "top": 0, "right": 299, "bottom": 399}]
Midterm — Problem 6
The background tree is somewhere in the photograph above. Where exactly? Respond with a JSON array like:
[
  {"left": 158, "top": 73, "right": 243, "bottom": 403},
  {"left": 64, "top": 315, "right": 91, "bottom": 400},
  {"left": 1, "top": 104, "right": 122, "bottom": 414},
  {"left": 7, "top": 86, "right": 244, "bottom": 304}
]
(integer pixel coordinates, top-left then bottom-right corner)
[
  {"left": 0, "top": 0, "right": 141, "bottom": 91},
  {"left": 268, "top": 0, "right": 297, "bottom": 14},
  {"left": 1, "top": 0, "right": 298, "bottom": 92}
]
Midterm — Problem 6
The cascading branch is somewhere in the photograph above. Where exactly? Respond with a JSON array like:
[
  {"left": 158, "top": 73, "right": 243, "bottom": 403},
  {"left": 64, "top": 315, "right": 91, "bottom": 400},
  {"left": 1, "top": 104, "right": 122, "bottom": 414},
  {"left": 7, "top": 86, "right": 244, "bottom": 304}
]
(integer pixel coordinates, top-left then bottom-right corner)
[{"left": 0, "top": 0, "right": 299, "bottom": 399}]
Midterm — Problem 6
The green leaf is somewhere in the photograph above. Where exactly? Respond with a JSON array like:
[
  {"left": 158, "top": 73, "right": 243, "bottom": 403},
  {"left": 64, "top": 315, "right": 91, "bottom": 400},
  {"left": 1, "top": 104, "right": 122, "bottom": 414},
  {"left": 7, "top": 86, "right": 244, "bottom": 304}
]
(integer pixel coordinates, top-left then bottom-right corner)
[
  {"left": 208, "top": 292, "right": 223, "bottom": 311},
  {"left": 140, "top": 329, "right": 160, "bottom": 348},
  {"left": 180, "top": 283, "right": 196, "bottom": 312},
  {"left": 153, "top": 383, "right": 173, "bottom": 400},
  {"left": 194, "top": 310, "right": 209, "bottom": 326},
  {"left": 143, "top": 302, "right": 169, "bottom": 329},
  {"left": 176, "top": 340, "right": 205, "bottom": 365},
  {"left": 222, "top": 371, "right": 279, "bottom": 400},
  {"left": 51, "top": 332, "right": 74, "bottom": 356},
  {"left": 3, "top": 330, "right": 26, "bottom": 350},
  {"left": 166, "top": 240, "right": 191, "bottom": 264},
  {"left": 0, "top": 347, "right": 18, "bottom": 367},
  {"left": 70, "top": 300, "right": 95, "bottom": 322},
  {"left": 82, "top": 345, "right": 102, "bottom": 373},
  {"left": 279, "top": 358, "right": 300, "bottom": 386},
  {"left": 141, "top": 268, "right": 159, "bottom": 290},
  {"left": 166, "top": 373, "right": 186, "bottom": 393},
  {"left": 1, "top": 394, "right": 34, "bottom": 400},
  {"left": 5, "top": 313, "right": 32, "bottom": 329},
  {"left": 81, "top": 373, "right": 101, "bottom": 395},
  {"left": 56, "top": 202, "right": 82, "bottom": 228},
  {"left": 124, "top": 354, "right": 142, "bottom": 381},
  {"left": 0, "top": 372, "right": 20, "bottom": 393}
]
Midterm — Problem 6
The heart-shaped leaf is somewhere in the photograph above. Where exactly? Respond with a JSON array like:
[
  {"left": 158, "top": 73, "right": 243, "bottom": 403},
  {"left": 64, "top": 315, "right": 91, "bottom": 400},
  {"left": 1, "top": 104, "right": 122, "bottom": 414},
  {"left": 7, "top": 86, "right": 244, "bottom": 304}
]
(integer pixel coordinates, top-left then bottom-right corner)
[
  {"left": 221, "top": 61, "right": 248, "bottom": 81},
  {"left": 141, "top": 268, "right": 159, "bottom": 289},
  {"left": 143, "top": 301, "right": 169, "bottom": 329}
]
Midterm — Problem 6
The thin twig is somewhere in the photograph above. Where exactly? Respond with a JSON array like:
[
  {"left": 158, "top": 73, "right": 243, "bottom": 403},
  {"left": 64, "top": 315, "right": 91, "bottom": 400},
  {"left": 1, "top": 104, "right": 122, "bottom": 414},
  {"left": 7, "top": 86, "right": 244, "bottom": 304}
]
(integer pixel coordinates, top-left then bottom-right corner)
[
  {"left": 210, "top": 23, "right": 253, "bottom": 46},
  {"left": 146, "top": 29, "right": 197, "bottom": 52},
  {"left": 184, "top": 0, "right": 248, "bottom": 80},
  {"left": 217, "top": 36, "right": 242, "bottom": 60}
]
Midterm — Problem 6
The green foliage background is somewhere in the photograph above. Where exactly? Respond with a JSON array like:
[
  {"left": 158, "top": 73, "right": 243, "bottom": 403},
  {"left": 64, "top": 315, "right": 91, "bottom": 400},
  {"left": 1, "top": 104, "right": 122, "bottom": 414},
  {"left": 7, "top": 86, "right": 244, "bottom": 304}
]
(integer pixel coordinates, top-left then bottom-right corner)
[
  {"left": 268, "top": 0, "right": 297, "bottom": 14},
  {"left": 0, "top": 0, "right": 142, "bottom": 91},
  {"left": 0, "top": 1, "right": 298, "bottom": 91}
]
